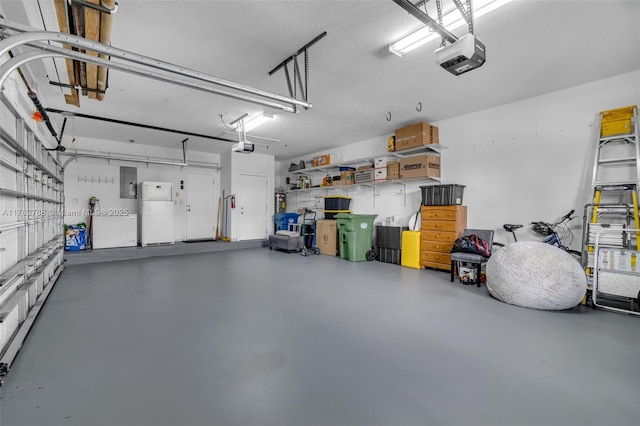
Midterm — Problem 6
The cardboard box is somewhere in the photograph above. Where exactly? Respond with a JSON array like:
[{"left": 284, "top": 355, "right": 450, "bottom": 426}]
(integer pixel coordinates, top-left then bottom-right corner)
[
  {"left": 399, "top": 155, "right": 440, "bottom": 179},
  {"left": 395, "top": 122, "right": 439, "bottom": 151},
  {"left": 333, "top": 170, "right": 354, "bottom": 186},
  {"left": 316, "top": 220, "right": 338, "bottom": 256},
  {"left": 354, "top": 169, "right": 374, "bottom": 183},
  {"left": 387, "top": 161, "right": 400, "bottom": 180},
  {"left": 319, "top": 154, "right": 343, "bottom": 166},
  {"left": 374, "top": 168, "right": 387, "bottom": 181},
  {"left": 357, "top": 164, "right": 374, "bottom": 171},
  {"left": 374, "top": 157, "right": 395, "bottom": 168}
]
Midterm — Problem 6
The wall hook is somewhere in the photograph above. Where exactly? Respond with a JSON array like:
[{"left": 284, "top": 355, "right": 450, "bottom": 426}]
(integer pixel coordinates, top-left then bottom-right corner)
[
  {"left": 416, "top": 102, "right": 422, "bottom": 112},
  {"left": 386, "top": 112, "right": 392, "bottom": 121}
]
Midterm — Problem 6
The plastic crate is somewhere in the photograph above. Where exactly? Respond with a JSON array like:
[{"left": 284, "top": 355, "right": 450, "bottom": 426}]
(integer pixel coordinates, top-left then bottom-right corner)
[
  {"left": 375, "top": 247, "right": 402, "bottom": 265},
  {"left": 324, "top": 196, "right": 352, "bottom": 211},
  {"left": 420, "top": 184, "right": 466, "bottom": 206},
  {"left": 376, "top": 225, "right": 406, "bottom": 249},
  {"left": 324, "top": 210, "right": 350, "bottom": 220}
]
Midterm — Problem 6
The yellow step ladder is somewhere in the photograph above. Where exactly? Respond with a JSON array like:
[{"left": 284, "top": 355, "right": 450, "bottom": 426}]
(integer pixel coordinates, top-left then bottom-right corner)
[{"left": 582, "top": 106, "right": 639, "bottom": 302}]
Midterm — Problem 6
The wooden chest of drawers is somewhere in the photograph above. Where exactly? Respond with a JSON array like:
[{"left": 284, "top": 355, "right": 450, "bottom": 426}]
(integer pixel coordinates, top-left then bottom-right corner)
[{"left": 420, "top": 205, "right": 467, "bottom": 271}]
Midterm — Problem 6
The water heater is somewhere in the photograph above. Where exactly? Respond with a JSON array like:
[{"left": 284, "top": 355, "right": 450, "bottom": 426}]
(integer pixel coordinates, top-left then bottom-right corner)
[{"left": 275, "top": 189, "right": 287, "bottom": 214}]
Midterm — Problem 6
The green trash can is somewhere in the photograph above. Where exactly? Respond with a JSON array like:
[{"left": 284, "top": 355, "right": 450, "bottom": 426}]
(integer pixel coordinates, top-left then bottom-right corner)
[{"left": 335, "top": 213, "right": 378, "bottom": 261}]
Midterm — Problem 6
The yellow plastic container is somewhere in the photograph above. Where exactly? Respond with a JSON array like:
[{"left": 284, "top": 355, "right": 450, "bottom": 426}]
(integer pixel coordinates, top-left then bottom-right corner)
[
  {"left": 600, "top": 105, "right": 636, "bottom": 137},
  {"left": 401, "top": 230, "right": 422, "bottom": 269}
]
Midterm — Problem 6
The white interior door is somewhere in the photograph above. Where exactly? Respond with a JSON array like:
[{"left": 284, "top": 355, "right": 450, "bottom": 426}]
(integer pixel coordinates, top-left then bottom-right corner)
[
  {"left": 239, "top": 174, "right": 268, "bottom": 240},
  {"left": 186, "top": 173, "right": 217, "bottom": 240}
]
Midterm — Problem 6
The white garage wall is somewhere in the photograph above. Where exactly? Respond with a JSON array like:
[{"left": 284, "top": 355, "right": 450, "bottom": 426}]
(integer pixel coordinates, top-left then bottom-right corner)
[
  {"left": 278, "top": 70, "right": 640, "bottom": 249},
  {"left": 62, "top": 137, "right": 220, "bottom": 242}
]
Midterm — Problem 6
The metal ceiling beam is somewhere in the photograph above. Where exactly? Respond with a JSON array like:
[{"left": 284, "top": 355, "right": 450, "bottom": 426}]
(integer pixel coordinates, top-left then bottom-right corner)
[
  {"left": 0, "top": 47, "right": 299, "bottom": 114},
  {"left": 0, "top": 18, "right": 312, "bottom": 111},
  {"left": 392, "top": 0, "right": 459, "bottom": 44},
  {"left": 60, "top": 152, "right": 221, "bottom": 171},
  {"left": 268, "top": 31, "right": 326, "bottom": 111}
]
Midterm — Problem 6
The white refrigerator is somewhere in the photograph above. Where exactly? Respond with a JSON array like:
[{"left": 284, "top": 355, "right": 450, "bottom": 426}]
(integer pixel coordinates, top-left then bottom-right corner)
[{"left": 139, "top": 182, "right": 175, "bottom": 246}]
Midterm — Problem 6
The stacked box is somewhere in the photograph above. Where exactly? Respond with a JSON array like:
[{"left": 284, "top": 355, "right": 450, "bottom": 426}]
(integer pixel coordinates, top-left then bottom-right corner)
[
  {"left": 333, "top": 171, "right": 355, "bottom": 186},
  {"left": 354, "top": 168, "right": 374, "bottom": 183},
  {"left": 399, "top": 155, "right": 440, "bottom": 179},
  {"left": 387, "top": 161, "right": 400, "bottom": 180},
  {"left": 374, "top": 168, "right": 387, "bottom": 181},
  {"left": 395, "top": 122, "right": 439, "bottom": 151},
  {"left": 374, "top": 157, "right": 395, "bottom": 182}
]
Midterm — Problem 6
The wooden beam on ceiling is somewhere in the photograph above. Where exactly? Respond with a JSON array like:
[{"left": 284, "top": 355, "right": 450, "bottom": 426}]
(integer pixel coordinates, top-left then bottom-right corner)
[
  {"left": 83, "top": 0, "right": 101, "bottom": 100},
  {"left": 96, "top": 0, "right": 116, "bottom": 101},
  {"left": 53, "top": 0, "right": 79, "bottom": 107}
]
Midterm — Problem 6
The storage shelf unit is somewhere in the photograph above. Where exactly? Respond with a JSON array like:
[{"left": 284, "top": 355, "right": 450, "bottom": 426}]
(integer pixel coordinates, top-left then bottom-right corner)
[{"left": 288, "top": 145, "right": 444, "bottom": 175}]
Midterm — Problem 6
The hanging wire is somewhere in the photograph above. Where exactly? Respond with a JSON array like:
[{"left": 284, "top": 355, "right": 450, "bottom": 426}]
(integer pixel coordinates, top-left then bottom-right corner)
[{"left": 219, "top": 114, "right": 237, "bottom": 130}]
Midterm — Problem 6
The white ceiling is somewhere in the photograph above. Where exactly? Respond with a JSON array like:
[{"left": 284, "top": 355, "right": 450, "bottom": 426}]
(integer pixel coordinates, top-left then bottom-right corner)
[{"left": 2, "top": 0, "right": 639, "bottom": 160}]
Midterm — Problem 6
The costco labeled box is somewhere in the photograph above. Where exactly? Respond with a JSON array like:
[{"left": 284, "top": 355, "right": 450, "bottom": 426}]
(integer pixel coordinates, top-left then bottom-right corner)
[
  {"left": 395, "top": 122, "right": 439, "bottom": 151},
  {"left": 399, "top": 155, "right": 440, "bottom": 179}
]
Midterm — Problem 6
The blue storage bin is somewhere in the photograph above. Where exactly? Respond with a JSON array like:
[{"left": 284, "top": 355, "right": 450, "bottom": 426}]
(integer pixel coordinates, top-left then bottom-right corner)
[
  {"left": 273, "top": 213, "right": 300, "bottom": 231},
  {"left": 65, "top": 224, "right": 87, "bottom": 251}
]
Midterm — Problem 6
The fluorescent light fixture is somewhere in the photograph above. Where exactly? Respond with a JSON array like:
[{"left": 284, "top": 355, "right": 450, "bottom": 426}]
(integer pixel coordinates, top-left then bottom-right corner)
[
  {"left": 239, "top": 112, "right": 275, "bottom": 132},
  {"left": 389, "top": 0, "right": 512, "bottom": 57}
]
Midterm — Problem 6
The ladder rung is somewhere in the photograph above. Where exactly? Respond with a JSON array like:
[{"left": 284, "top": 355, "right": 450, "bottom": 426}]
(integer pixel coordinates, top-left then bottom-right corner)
[
  {"left": 593, "top": 182, "right": 638, "bottom": 190},
  {"left": 599, "top": 134, "right": 637, "bottom": 142},
  {"left": 597, "top": 157, "right": 638, "bottom": 165},
  {"left": 594, "top": 209, "right": 630, "bottom": 215}
]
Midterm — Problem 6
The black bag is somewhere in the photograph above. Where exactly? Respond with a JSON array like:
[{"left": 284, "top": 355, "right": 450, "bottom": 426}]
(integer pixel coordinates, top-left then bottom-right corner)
[{"left": 451, "top": 234, "right": 491, "bottom": 257}]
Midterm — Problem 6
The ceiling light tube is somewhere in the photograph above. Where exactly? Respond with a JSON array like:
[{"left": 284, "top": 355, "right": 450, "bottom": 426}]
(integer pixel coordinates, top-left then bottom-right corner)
[
  {"left": 389, "top": 0, "right": 512, "bottom": 57},
  {"left": 243, "top": 112, "right": 274, "bottom": 132}
]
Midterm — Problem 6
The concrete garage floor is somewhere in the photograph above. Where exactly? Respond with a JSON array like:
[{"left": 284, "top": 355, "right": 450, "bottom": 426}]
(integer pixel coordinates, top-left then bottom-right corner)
[{"left": 0, "top": 248, "right": 638, "bottom": 426}]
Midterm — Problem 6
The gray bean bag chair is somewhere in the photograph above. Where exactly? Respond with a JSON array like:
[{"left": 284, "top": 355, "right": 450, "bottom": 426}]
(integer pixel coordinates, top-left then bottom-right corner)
[{"left": 486, "top": 241, "right": 587, "bottom": 310}]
